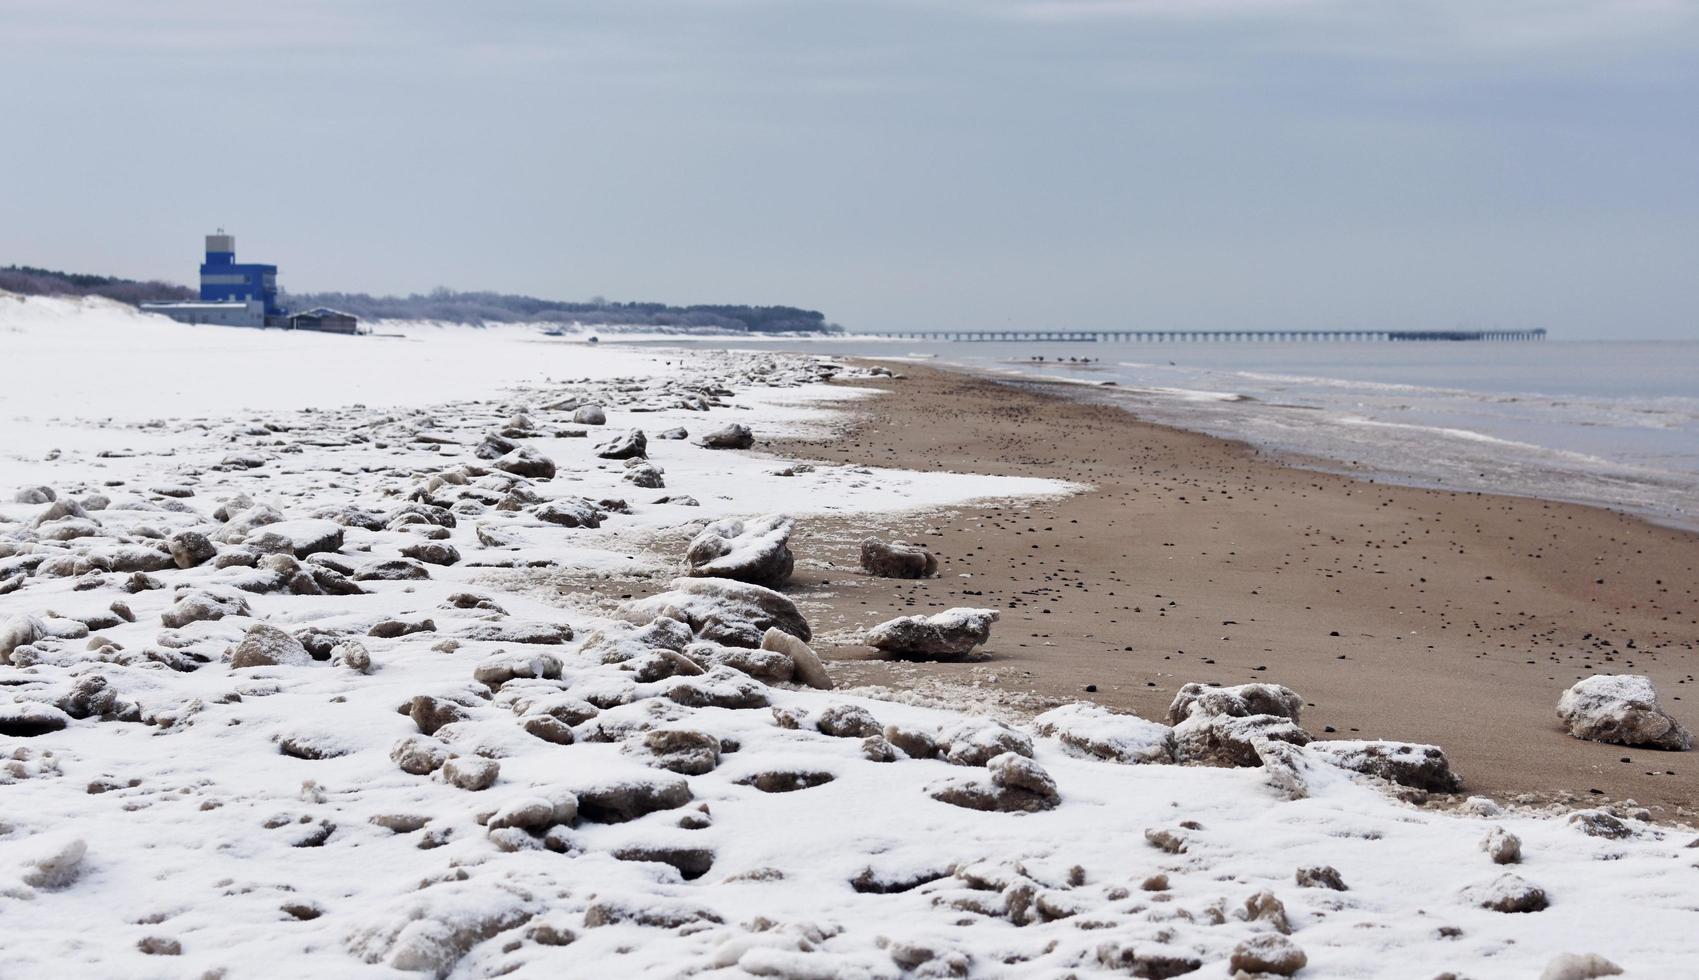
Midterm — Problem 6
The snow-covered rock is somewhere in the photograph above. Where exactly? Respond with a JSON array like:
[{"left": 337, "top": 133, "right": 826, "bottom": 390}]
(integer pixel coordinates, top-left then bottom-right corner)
[
  {"left": 865, "top": 607, "right": 998, "bottom": 660},
  {"left": 1032, "top": 703, "right": 1176, "bottom": 764},
  {"left": 683, "top": 514, "right": 794, "bottom": 588},
  {"left": 1557, "top": 674, "right": 1692, "bottom": 751}
]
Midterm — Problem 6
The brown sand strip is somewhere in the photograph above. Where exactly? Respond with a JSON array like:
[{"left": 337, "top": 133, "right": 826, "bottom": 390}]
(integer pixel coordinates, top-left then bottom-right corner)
[{"left": 774, "top": 363, "right": 1699, "bottom": 816}]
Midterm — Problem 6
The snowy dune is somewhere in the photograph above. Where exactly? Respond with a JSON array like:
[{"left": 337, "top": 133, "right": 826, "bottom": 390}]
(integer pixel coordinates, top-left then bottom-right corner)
[{"left": 0, "top": 295, "right": 1695, "bottom": 979}]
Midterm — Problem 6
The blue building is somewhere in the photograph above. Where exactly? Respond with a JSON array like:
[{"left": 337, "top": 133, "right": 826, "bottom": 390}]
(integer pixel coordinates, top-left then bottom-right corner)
[{"left": 198, "top": 232, "right": 282, "bottom": 316}]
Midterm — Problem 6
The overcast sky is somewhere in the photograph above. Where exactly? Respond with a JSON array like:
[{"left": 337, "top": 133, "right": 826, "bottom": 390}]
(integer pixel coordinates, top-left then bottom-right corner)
[{"left": 3, "top": 0, "right": 1696, "bottom": 337}]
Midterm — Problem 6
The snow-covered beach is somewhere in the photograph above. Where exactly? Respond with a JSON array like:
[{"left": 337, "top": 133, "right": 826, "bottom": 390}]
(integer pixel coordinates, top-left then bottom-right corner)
[{"left": 3, "top": 297, "right": 1697, "bottom": 979}]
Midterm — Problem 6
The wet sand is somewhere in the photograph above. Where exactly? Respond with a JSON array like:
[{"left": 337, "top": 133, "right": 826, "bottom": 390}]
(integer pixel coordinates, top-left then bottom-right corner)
[{"left": 776, "top": 364, "right": 1699, "bottom": 816}]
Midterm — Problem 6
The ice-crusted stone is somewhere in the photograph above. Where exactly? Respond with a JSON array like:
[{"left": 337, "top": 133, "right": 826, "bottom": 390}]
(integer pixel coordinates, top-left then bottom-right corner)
[
  {"left": 574, "top": 774, "right": 693, "bottom": 823},
  {"left": 816, "top": 703, "right": 881, "bottom": 738},
  {"left": 0, "top": 701, "right": 72, "bottom": 737},
  {"left": 859, "top": 538, "right": 938, "bottom": 579},
  {"left": 1032, "top": 703, "right": 1176, "bottom": 765},
  {"left": 166, "top": 530, "right": 218, "bottom": 568},
  {"left": 1309, "top": 740, "right": 1462, "bottom": 793},
  {"left": 1463, "top": 873, "right": 1548, "bottom": 913},
  {"left": 1557, "top": 674, "right": 1691, "bottom": 751},
  {"left": 619, "top": 577, "right": 810, "bottom": 646},
  {"left": 1166, "top": 681, "right": 1304, "bottom": 725},
  {"left": 623, "top": 462, "right": 665, "bottom": 489},
  {"left": 572, "top": 404, "right": 606, "bottom": 425},
  {"left": 1, "top": 613, "right": 45, "bottom": 664},
  {"left": 931, "top": 752, "right": 1060, "bottom": 812},
  {"left": 865, "top": 608, "right": 998, "bottom": 660},
  {"left": 1482, "top": 827, "right": 1522, "bottom": 865},
  {"left": 684, "top": 515, "right": 794, "bottom": 588},
  {"left": 758, "top": 628, "right": 832, "bottom": 689},
  {"left": 687, "top": 640, "right": 796, "bottom": 684},
  {"left": 1540, "top": 953, "right": 1624, "bottom": 980},
  {"left": 352, "top": 558, "right": 432, "bottom": 581},
  {"left": 441, "top": 756, "right": 500, "bottom": 791},
  {"left": 594, "top": 429, "right": 647, "bottom": 460},
  {"left": 473, "top": 651, "right": 562, "bottom": 690},
  {"left": 213, "top": 503, "right": 284, "bottom": 544},
  {"left": 400, "top": 542, "right": 461, "bottom": 566},
  {"left": 253, "top": 519, "right": 344, "bottom": 558},
  {"left": 1229, "top": 934, "right": 1307, "bottom": 976},
  {"left": 1175, "top": 712, "right": 1311, "bottom": 768},
  {"left": 939, "top": 718, "right": 1033, "bottom": 767},
  {"left": 391, "top": 735, "right": 452, "bottom": 775},
  {"left": 460, "top": 621, "right": 573, "bottom": 645},
  {"left": 494, "top": 447, "right": 556, "bottom": 479},
  {"left": 535, "top": 497, "right": 605, "bottom": 529},
  {"left": 638, "top": 728, "right": 722, "bottom": 775},
  {"left": 160, "top": 588, "right": 251, "bottom": 628},
  {"left": 230, "top": 623, "right": 314, "bottom": 669},
  {"left": 696, "top": 423, "right": 754, "bottom": 449}
]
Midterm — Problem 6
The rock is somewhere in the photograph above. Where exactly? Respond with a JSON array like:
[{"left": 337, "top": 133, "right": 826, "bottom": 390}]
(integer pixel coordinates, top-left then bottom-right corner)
[
  {"left": 657, "top": 426, "right": 688, "bottom": 440},
  {"left": 1464, "top": 873, "right": 1549, "bottom": 913},
  {"left": 106, "top": 545, "right": 175, "bottom": 573},
  {"left": 29, "top": 498, "right": 91, "bottom": 528},
  {"left": 940, "top": 718, "right": 1033, "bottom": 766},
  {"left": 1175, "top": 713, "right": 1311, "bottom": 768},
  {"left": 369, "top": 617, "right": 436, "bottom": 639},
  {"left": 1242, "top": 889, "right": 1292, "bottom": 934},
  {"left": 1296, "top": 865, "right": 1347, "bottom": 890},
  {"left": 57, "top": 675, "right": 139, "bottom": 721},
  {"left": 400, "top": 542, "right": 461, "bottom": 566},
  {"left": 1033, "top": 703, "right": 1176, "bottom": 764},
  {"left": 619, "top": 578, "right": 811, "bottom": 647},
  {"left": 213, "top": 503, "right": 284, "bottom": 543},
  {"left": 1540, "top": 953, "right": 1624, "bottom": 980},
  {"left": 495, "top": 447, "right": 556, "bottom": 479},
  {"left": 1167, "top": 681, "right": 1304, "bottom": 725},
  {"left": 1096, "top": 945, "right": 1200, "bottom": 978},
  {"left": 1309, "top": 740, "right": 1462, "bottom": 793},
  {"left": 487, "top": 794, "right": 571, "bottom": 832},
  {"left": 474, "top": 431, "right": 519, "bottom": 459},
  {"left": 230, "top": 624, "right": 314, "bottom": 669},
  {"left": 460, "top": 621, "right": 573, "bottom": 645},
  {"left": 472, "top": 651, "right": 562, "bottom": 690},
  {"left": 521, "top": 715, "right": 576, "bottom": 744},
  {"left": 816, "top": 703, "right": 881, "bottom": 738},
  {"left": 575, "top": 775, "right": 693, "bottom": 823},
  {"left": 696, "top": 423, "right": 754, "bottom": 449},
  {"left": 160, "top": 589, "right": 251, "bottom": 628},
  {"left": 689, "top": 640, "right": 794, "bottom": 683},
  {"left": 137, "top": 936, "right": 181, "bottom": 956},
  {"left": 641, "top": 728, "right": 721, "bottom": 775},
  {"left": 17, "top": 835, "right": 85, "bottom": 889},
  {"left": 391, "top": 735, "right": 451, "bottom": 775},
  {"left": 167, "top": 530, "right": 218, "bottom": 568},
  {"left": 623, "top": 462, "right": 665, "bottom": 489},
  {"left": 738, "top": 770, "right": 836, "bottom": 793},
  {"left": 885, "top": 725, "right": 941, "bottom": 760},
  {"left": 331, "top": 640, "right": 372, "bottom": 673},
  {"left": 1568, "top": 810, "right": 1633, "bottom": 839},
  {"left": 862, "top": 734, "right": 899, "bottom": 762},
  {"left": 1557, "top": 674, "right": 1692, "bottom": 751},
  {"left": 312, "top": 567, "right": 366, "bottom": 596},
  {"left": 0, "top": 702, "right": 71, "bottom": 737},
  {"left": 352, "top": 558, "right": 432, "bottom": 581},
  {"left": 931, "top": 752, "right": 1060, "bottom": 812},
  {"left": 594, "top": 429, "right": 647, "bottom": 460},
  {"left": 684, "top": 514, "right": 794, "bottom": 588},
  {"left": 254, "top": 519, "right": 344, "bottom": 558},
  {"left": 866, "top": 608, "right": 999, "bottom": 660},
  {"left": 1481, "top": 827, "right": 1522, "bottom": 864},
  {"left": 409, "top": 696, "right": 469, "bottom": 736},
  {"left": 859, "top": 538, "right": 938, "bottom": 578},
  {"left": 535, "top": 497, "right": 606, "bottom": 529},
  {"left": 758, "top": 628, "right": 832, "bottom": 689},
  {"left": 1229, "top": 934, "right": 1307, "bottom": 976},
  {"left": 441, "top": 756, "right": 500, "bottom": 791},
  {"left": 1, "top": 613, "right": 45, "bottom": 664},
  {"left": 572, "top": 404, "right": 606, "bottom": 425},
  {"left": 13, "top": 485, "right": 55, "bottom": 504}
]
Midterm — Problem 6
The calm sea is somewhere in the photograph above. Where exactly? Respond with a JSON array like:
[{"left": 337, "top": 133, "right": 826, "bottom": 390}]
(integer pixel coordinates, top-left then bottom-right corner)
[{"left": 627, "top": 335, "right": 1699, "bottom": 531}]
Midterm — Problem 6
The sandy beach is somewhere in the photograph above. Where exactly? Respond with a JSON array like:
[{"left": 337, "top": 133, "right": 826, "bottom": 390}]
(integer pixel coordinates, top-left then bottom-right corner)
[{"left": 774, "top": 363, "right": 1699, "bottom": 815}]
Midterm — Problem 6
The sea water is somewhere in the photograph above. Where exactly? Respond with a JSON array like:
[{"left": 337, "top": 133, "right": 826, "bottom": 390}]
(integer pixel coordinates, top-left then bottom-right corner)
[{"left": 631, "top": 336, "right": 1699, "bottom": 531}]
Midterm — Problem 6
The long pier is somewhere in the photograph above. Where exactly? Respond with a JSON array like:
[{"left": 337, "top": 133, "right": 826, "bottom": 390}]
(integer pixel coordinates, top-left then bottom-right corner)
[{"left": 861, "top": 328, "right": 1546, "bottom": 343}]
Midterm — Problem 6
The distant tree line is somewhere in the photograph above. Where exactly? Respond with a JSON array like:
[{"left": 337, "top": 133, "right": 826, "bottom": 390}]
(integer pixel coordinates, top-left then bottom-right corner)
[
  {"left": 2, "top": 265, "right": 839, "bottom": 334},
  {"left": 0, "top": 265, "right": 195, "bottom": 305},
  {"left": 281, "top": 288, "right": 838, "bottom": 333}
]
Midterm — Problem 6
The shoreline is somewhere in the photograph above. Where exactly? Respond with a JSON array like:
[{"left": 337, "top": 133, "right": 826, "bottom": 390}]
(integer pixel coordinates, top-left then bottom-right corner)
[{"left": 770, "top": 360, "right": 1699, "bottom": 816}]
